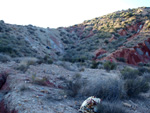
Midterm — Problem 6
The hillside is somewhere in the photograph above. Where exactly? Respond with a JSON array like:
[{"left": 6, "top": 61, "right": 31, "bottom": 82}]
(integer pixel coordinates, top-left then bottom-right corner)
[
  {"left": 62, "top": 7, "right": 150, "bottom": 65},
  {"left": 0, "top": 7, "right": 150, "bottom": 66},
  {"left": 0, "top": 7, "right": 150, "bottom": 113}
]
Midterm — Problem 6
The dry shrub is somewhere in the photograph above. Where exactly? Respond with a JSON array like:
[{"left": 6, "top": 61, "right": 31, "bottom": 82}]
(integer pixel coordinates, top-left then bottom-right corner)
[
  {"left": 96, "top": 101, "right": 127, "bottom": 113},
  {"left": 31, "top": 74, "right": 49, "bottom": 86},
  {"left": 103, "top": 61, "right": 117, "bottom": 71},
  {"left": 65, "top": 73, "right": 83, "bottom": 97},
  {"left": 124, "top": 77, "right": 149, "bottom": 97},
  {"left": 80, "top": 75, "right": 125, "bottom": 101},
  {"left": 16, "top": 57, "right": 38, "bottom": 72},
  {"left": 138, "top": 67, "right": 150, "bottom": 76},
  {"left": 121, "top": 67, "right": 139, "bottom": 79}
]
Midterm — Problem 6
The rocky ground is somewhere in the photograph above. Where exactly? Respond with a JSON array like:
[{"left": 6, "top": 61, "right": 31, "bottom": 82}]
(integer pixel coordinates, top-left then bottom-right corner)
[{"left": 0, "top": 59, "right": 150, "bottom": 113}]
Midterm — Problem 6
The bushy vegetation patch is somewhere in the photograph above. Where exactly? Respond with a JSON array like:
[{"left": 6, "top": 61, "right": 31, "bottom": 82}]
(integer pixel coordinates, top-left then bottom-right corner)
[{"left": 103, "top": 61, "right": 117, "bottom": 71}]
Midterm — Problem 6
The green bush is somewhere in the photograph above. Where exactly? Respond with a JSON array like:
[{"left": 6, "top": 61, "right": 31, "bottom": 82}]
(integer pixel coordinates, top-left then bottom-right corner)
[
  {"left": 124, "top": 78, "right": 149, "bottom": 97},
  {"left": 121, "top": 67, "right": 139, "bottom": 79},
  {"left": 103, "top": 61, "right": 117, "bottom": 71}
]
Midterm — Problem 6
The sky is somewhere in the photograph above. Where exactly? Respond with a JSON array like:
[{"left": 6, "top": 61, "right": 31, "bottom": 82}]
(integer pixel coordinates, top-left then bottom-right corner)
[{"left": 0, "top": 0, "right": 149, "bottom": 28}]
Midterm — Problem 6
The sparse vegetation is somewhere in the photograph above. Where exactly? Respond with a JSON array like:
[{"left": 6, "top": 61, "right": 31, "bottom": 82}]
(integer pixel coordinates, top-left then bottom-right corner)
[
  {"left": 16, "top": 57, "right": 38, "bottom": 72},
  {"left": 103, "top": 61, "right": 117, "bottom": 71},
  {"left": 31, "top": 74, "right": 49, "bottom": 86}
]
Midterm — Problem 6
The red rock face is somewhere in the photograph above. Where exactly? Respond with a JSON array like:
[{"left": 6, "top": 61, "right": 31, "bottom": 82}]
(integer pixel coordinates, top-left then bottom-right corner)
[
  {"left": 104, "top": 38, "right": 150, "bottom": 65},
  {"left": 0, "top": 72, "right": 17, "bottom": 113},
  {"left": 94, "top": 22, "right": 148, "bottom": 65}
]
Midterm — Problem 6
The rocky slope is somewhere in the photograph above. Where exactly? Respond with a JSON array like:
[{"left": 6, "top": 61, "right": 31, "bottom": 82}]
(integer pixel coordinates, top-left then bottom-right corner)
[
  {"left": 62, "top": 7, "right": 150, "bottom": 65},
  {"left": 0, "top": 61, "right": 150, "bottom": 113},
  {"left": 1, "top": 7, "right": 150, "bottom": 65},
  {"left": 0, "top": 7, "right": 150, "bottom": 113},
  {"left": 0, "top": 20, "right": 64, "bottom": 59}
]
